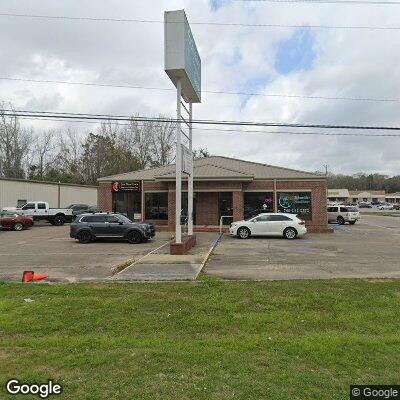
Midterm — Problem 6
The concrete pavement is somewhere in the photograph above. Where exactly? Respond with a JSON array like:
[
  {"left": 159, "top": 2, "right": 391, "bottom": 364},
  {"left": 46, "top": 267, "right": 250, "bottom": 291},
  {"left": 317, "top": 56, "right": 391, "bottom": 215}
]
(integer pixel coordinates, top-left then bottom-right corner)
[
  {"left": 0, "top": 224, "right": 171, "bottom": 282},
  {"left": 111, "top": 232, "right": 216, "bottom": 281},
  {"left": 204, "top": 214, "right": 400, "bottom": 281}
]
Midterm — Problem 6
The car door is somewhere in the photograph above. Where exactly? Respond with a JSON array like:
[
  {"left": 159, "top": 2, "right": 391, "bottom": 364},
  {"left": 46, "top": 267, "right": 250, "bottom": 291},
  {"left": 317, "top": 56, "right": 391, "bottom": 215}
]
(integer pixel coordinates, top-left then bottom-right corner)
[
  {"left": 105, "top": 215, "right": 125, "bottom": 237},
  {"left": 21, "top": 202, "right": 36, "bottom": 217},
  {"left": 327, "top": 206, "right": 338, "bottom": 222},
  {"left": 251, "top": 214, "right": 275, "bottom": 236},
  {"left": 0, "top": 211, "right": 15, "bottom": 228},
  {"left": 87, "top": 215, "right": 108, "bottom": 236},
  {"left": 268, "top": 215, "right": 293, "bottom": 234}
]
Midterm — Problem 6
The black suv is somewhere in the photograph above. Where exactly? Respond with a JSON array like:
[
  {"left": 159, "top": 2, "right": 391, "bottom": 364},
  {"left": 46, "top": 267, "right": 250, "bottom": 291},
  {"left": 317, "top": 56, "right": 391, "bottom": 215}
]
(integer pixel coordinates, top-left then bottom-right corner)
[{"left": 70, "top": 213, "right": 155, "bottom": 244}]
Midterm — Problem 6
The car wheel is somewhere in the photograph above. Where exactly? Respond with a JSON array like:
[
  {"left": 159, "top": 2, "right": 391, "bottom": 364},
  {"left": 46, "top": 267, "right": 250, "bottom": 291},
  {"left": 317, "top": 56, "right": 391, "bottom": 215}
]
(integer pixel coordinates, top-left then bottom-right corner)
[
  {"left": 237, "top": 227, "right": 250, "bottom": 239},
  {"left": 337, "top": 216, "right": 345, "bottom": 225},
  {"left": 14, "top": 223, "right": 24, "bottom": 231},
  {"left": 349, "top": 221, "right": 356, "bottom": 225},
  {"left": 283, "top": 227, "right": 297, "bottom": 240},
  {"left": 54, "top": 215, "right": 65, "bottom": 226},
  {"left": 77, "top": 230, "right": 92, "bottom": 244},
  {"left": 127, "top": 230, "right": 142, "bottom": 244}
]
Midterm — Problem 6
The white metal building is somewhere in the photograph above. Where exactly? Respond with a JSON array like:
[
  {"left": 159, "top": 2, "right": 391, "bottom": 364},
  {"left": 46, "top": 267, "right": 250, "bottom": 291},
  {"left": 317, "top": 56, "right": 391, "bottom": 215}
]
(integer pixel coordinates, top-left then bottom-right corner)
[{"left": 0, "top": 178, "right": 98, "bottom": 210}]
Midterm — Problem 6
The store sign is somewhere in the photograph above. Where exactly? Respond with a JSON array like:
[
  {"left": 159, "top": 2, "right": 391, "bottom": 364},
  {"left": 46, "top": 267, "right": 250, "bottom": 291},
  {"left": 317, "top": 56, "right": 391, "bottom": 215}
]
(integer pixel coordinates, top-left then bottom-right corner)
[
  {"left": 181, "top": 144, "right": 193, "bottom": 174},
  {"left": 278, "top": 192, "right": 312, "bottom": 219},
  {"left": 112, "top": 181, "right": 141, "bottom": 193},
  {"left": 164, "top": 9, "right": 201, "bottom": 103}
]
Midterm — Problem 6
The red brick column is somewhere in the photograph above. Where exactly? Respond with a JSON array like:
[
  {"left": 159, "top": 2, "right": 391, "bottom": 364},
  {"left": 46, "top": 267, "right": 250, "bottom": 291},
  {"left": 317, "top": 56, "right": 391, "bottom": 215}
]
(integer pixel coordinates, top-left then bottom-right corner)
[
  {"left": 233, "top": 191, "right": 244, "bottom": 222},
  {"left": 98, "top": 182, "right": 112, "bottom": 212},
  {"left": 310, "top": 182, "right": 329, "bottom": 232},
  {"left": 196, "top": 192, "right": 219, "bottom": 225},
  {"left": 168, "top": 191, "right": 175, "bottom": 231}
]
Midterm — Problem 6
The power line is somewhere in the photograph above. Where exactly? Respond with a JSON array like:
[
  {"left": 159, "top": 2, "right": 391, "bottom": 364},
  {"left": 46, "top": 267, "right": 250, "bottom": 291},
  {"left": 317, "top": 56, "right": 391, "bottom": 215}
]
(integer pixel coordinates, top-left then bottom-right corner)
[
  {"left": 235, "top": 0, "right": 400, "bottom": 4},
  {"left": 3, "top": 109, "right": 400, "bottom": 131},
  {"left": 0, "top": 12, "right": 399, "bottom": 31},
  {"left": 2, "top": 77, "right": 399, "bottom": 103},
  {"left": 17, "top": 116, "right": 400, "bottom": 137}
]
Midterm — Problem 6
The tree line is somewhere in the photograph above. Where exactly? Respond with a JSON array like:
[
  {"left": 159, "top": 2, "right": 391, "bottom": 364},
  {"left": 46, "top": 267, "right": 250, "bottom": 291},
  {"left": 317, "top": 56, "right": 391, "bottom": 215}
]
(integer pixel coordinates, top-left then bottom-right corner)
[
  {"left": 326, "top": 173, "right": 400, "bottom": 193},
  {"left": 0, "top": 105, "right": 209, "bottom": 186}
]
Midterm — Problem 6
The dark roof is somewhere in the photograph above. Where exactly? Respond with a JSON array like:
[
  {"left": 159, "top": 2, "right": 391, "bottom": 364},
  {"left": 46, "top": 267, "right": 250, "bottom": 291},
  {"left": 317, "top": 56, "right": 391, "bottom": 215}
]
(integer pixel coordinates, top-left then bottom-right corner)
[{"left": 98, "top": 156, "right": 323, "bottom": 182}]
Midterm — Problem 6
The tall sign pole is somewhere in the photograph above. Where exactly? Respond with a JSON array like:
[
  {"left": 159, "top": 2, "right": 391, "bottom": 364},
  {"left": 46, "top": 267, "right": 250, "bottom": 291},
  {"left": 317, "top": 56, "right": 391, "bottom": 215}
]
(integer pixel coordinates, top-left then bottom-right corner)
[
  {"left": 164, "top": 9, "right": 201, "bottom": 245},
  {"left": 188, "top": 102, "right": 193, "bottom": 236},
  {"left": 176, "top": 79, "right": 182, "bottom": 243}
]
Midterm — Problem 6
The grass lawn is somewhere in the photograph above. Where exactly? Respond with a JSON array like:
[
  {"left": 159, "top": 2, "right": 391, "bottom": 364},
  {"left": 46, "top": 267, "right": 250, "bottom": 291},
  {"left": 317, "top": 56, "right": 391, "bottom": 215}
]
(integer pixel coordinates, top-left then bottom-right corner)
[{"left": 1, "top": 277, "right": 400, "bottom": 400}]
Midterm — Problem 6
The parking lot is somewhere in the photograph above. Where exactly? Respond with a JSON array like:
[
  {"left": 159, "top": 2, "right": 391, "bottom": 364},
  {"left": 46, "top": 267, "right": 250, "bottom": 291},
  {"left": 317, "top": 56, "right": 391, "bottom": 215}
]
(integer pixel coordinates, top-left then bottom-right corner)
[
  {"left": 0, "top": 223, "right": 171, "bottom": 282},
  {"left": 0, "top": 214, "right": 399, "bottom": 282},
  {"left": 205, "top": 214, "right": 400, "bottom": 280}
]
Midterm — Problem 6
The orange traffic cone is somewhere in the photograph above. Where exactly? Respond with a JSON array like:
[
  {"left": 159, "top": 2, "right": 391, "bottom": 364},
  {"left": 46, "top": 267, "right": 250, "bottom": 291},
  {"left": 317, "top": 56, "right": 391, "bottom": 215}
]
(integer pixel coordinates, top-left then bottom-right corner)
[
  {"left": 22, "top": 271, "right": 34, "bottom": 282},
  {"left": 22, "top": 271, "right": 48, "bottom": 282},
  {"left": 33, "top": 273, "right": 48, "bottom": 281}
]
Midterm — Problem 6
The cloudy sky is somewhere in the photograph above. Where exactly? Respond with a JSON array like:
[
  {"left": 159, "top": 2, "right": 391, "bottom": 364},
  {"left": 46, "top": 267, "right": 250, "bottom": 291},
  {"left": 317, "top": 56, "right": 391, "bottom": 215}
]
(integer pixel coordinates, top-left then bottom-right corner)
[{"left": 0, "top": 0, "right": 400, "bottom": 175}]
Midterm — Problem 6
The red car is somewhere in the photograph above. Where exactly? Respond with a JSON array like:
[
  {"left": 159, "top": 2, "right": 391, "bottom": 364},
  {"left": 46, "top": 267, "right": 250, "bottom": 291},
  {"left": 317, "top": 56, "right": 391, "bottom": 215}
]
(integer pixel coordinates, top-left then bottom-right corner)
[{"left": 0, "top": 211, "right": 34, "bottom": 231}]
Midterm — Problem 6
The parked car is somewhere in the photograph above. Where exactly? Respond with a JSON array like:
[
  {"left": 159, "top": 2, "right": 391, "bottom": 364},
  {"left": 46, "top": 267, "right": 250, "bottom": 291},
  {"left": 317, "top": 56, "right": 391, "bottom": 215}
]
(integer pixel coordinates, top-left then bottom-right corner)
[
  {"left": 0, "top": 210, "right": 34, "bottom": 231},
  {"left": 327, "top": 205, "right": 360, "bottom": 225},
  {"left": 378, "top": 203, "right": 394, "bottom": 210},
  {"left": 3, "top": 201, "right": 73, "bottom": 226},
  {"left": 70, "top": 213, "right": 155, "bottom": 244},
  {"left": 67, "top": 204, "right": 101, "bottom": 217},
  {"left": 229, "top": 213, "right": 306, "bottom": 240},
  {"left": 393, "top": 203, "right": 400, "bottom": 210},
  {"left": 358, "top": 202, "right": 372, "bottom": 208}
]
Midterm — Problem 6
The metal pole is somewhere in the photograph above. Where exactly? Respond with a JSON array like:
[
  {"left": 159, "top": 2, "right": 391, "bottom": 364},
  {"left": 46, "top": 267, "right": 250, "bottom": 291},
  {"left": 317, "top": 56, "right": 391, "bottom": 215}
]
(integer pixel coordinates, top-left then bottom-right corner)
[
  {"left": 188, "top": 102, "right": 194, "bottom": 236},
  {"left": 175, "top": 79, "right": 182, "bottom": 244}
]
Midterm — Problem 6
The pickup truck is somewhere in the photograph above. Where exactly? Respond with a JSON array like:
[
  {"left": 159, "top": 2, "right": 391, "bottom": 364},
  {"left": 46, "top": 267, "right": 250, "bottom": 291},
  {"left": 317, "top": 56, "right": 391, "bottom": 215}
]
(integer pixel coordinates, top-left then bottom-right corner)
[{"left": 3, "top": 201, "right": 74, "bottom": 226}]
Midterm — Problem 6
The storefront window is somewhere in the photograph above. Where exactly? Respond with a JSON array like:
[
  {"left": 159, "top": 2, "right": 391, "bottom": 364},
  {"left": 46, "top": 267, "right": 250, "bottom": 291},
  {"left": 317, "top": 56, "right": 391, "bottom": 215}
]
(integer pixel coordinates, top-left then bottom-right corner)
[
  {"left": 145, "top": 193, "right": 168, "bottom": 220},
  {"left": 112, "top": 192, "right": 141, "bottom": 220},
  {"left": 244, "top": 192, "right": 274, "bottom": 219},
  {"left": 277, "top": 192, "right": 312, "bottom": 220}
]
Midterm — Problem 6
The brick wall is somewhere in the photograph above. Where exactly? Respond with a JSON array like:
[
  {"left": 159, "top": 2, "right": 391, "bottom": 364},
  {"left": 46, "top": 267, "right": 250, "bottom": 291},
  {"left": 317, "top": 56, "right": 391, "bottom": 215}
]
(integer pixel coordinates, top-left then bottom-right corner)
[
  {"left": 233, "top": 191, "right": 244, "bottom": 221},
  {"left": 196, "top": 192, "right": 219, "bottom": 225},
  {"left": 98, "top": 182, "right": 112, "bottom": 212}
]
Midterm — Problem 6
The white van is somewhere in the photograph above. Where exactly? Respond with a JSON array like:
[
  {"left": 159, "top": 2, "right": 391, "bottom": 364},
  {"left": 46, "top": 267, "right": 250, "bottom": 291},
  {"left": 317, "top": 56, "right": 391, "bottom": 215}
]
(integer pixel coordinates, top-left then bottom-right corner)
[{"left": 327, "top": 205, "right": 360, "bottom": 225}]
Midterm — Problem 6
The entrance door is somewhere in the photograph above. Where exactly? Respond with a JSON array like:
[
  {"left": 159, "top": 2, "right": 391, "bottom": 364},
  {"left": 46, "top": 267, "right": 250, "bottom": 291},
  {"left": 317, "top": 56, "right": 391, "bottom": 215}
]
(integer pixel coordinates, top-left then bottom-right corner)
[
  {"left": 113, "top": 192, "right": 141, "bottom": 220},
  {"left": 219, "top": 192, "right": 233, "bottom": 225}
]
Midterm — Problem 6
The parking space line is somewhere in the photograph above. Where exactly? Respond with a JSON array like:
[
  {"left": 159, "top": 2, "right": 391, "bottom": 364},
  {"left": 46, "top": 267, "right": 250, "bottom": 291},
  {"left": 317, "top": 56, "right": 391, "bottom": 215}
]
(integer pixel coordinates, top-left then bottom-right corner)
[{"left": 112, "top": 240, "right": 171, "bottom": 276}]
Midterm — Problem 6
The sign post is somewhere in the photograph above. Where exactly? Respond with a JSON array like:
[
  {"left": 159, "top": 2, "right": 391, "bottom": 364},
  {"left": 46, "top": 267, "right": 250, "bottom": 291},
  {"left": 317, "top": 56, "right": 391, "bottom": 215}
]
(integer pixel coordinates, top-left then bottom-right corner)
[{"left": 164, "top": 9, "right": 201, "bottom": 246}]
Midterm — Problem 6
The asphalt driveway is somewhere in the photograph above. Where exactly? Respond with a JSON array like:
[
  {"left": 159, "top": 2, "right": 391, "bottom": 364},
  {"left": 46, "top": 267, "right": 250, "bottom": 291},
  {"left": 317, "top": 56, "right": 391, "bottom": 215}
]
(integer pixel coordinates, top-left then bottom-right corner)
[
  {"left": 0, "top": 224, "right": 171, "bottom": 282},
  {"left": 204, "top": 215, "right": 400, "bottom": 280}
]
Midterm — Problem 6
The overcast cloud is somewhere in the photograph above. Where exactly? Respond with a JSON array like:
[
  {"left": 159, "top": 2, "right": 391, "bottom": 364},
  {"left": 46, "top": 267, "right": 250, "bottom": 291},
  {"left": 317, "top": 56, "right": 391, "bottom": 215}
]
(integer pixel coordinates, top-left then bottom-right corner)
[{"left": 0, "top": 0, "right": 399, "bottom": 175}]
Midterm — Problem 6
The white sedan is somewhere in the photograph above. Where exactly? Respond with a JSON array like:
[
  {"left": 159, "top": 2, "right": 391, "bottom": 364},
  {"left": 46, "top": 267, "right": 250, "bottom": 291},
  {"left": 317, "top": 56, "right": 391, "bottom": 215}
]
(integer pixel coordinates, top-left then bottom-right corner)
[{"left": 229, "top": 213, "right": 307, "bottom": 240}]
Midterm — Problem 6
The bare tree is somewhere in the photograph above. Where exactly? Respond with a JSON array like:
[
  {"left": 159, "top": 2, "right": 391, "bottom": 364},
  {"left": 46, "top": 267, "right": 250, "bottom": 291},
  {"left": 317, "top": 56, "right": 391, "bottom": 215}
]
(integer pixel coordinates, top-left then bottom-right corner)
[
  {"left": 150, "top": 117, "right": 176, "bottom": 167},
  {"left": 123, "top": 117, "right": 153, "bottom": 169},
  {"left": 0, "top": 105, "right": 32, "bottom": 178},
  {"left": 28, "top": 130, "right": 56, "bottom": 180}
]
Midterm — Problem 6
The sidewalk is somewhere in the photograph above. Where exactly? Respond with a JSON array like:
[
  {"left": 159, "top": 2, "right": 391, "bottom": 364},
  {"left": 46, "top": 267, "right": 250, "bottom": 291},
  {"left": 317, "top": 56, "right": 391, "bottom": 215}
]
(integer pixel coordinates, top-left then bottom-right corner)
[{"left": 111, "top": 232, "right": 217, "bottom": 281}]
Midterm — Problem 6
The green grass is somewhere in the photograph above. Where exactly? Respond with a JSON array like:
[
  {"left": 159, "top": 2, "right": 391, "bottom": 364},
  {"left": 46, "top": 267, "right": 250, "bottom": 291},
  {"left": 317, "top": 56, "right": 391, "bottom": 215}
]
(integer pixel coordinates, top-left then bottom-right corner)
[{"left": 1, "top": 277, "right": 400, "bottom": 399}]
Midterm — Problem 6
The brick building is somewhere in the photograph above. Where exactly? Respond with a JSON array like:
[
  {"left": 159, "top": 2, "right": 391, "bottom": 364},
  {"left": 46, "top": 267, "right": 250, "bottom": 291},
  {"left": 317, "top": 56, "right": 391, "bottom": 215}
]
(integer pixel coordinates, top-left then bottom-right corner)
[{"left": 98, "top": 156, "right": 329, "bottom": 232}]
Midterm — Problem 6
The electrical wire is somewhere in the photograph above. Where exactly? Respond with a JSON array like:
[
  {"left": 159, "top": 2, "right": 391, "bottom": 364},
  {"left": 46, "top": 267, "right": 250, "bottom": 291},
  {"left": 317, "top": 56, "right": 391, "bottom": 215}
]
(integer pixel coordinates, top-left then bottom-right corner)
[
  {"left": 0, "top": 12, "right": 399, "bottom": 30},
  {"left": 17, "top": 115, "right": 400, "bottom": 137},
  {"left": 3, "top": 109, "right": 400, "bottom": 132},
  {"left": 2, "top": 77, "right": 399, "bottom": 103},
  {"left": 234, "top": 0, "right": 400, "bottom": 4}
]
